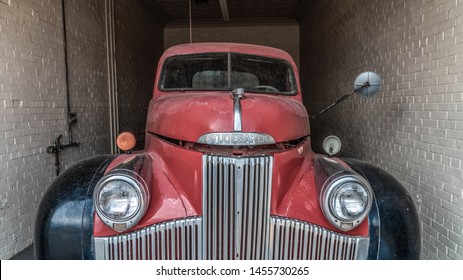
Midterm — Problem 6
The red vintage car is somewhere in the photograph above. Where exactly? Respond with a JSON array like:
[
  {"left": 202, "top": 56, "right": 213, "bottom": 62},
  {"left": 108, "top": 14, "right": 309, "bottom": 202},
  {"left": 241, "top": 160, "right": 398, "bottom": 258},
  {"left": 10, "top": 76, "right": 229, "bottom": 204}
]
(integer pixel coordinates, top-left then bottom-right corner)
[{"left": 35, "top": 43, "right": 420, "bottom": 260}]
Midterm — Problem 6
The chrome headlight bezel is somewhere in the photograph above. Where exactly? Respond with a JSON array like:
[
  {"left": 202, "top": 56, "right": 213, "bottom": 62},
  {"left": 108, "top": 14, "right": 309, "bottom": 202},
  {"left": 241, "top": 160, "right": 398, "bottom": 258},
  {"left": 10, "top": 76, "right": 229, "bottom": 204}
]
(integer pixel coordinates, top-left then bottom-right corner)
[
  {"left": 93, "top": 170, "right": 149, "bottom": 232},
  {"left": 320, "top": 174, "right": 373, "bottom": 232}
]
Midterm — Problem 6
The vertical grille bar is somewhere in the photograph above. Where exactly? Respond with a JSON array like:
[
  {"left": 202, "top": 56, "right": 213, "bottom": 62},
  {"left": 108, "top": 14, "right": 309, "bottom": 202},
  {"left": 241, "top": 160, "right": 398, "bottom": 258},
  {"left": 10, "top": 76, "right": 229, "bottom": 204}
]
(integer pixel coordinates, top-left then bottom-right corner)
[{"left": 203, "top": 155, "right": 273, "bottom": 260}]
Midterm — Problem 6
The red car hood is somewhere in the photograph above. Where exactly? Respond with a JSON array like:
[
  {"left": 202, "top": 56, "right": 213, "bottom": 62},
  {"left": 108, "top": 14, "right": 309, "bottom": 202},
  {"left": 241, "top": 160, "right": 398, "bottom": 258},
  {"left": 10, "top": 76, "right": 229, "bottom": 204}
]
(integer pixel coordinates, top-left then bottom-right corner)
[{"left": 146, "top": 92, "right": 310, "bottom": 143}]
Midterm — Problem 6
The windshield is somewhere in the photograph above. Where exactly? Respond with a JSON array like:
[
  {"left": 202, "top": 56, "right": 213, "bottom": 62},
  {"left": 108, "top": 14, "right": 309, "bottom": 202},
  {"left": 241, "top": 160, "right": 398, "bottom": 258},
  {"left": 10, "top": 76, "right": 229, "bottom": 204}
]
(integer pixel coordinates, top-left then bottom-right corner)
[{"left": 159, "top": 53, "right": 296, "bottom": 94}]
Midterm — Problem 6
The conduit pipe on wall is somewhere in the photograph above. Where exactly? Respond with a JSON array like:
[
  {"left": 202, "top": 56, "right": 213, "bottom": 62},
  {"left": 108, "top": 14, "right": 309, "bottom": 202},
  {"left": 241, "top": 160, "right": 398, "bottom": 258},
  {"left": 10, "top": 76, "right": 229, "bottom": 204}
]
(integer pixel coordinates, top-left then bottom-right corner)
[
  {"left": 105, "top": 0, "right": 119, "bottom": 154},
  {"left": 46, "top": 0, "right": 80, "bottom": 176}
]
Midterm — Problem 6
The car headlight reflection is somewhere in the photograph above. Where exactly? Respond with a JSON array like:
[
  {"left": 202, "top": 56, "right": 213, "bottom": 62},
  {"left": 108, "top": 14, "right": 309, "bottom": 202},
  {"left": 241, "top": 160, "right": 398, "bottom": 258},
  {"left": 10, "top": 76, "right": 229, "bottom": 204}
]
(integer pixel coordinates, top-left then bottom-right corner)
[
  {"left": 331, "top": 181, "right": 370, "bottom": 220},
  {"left": 98, "top": 181, "right": 139, "bottom": 219},
  {"left": 321, "top": 175, "right": 373, "bottom": 231},
  {"left": 94, "top": 171, "right": 149, "bottom": 232}
]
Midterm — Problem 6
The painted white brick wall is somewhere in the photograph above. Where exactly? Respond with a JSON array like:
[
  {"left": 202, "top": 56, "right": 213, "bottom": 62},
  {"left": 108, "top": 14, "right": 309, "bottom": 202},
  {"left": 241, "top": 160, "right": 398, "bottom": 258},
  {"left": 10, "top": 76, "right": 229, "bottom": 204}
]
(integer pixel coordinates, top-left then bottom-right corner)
[
  {"left": 61, "top": 0, "right": 111, "bottom": 168},
  {"left": 300, "top": 0, "right": 463, "bottom": 259},
  {"left": 0, "top": 0, "right": 110, "bottom": 259},
  {"left": 0, "top": 0, "right": 164, "bottom": 260}
]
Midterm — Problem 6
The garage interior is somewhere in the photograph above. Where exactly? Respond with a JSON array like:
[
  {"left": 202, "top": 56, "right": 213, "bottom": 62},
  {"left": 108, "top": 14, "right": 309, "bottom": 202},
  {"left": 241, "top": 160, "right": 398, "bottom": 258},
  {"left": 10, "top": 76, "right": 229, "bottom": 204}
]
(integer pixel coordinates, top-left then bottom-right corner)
[{"left": 1, "top": 0, "right": 462, "bottom": 260}]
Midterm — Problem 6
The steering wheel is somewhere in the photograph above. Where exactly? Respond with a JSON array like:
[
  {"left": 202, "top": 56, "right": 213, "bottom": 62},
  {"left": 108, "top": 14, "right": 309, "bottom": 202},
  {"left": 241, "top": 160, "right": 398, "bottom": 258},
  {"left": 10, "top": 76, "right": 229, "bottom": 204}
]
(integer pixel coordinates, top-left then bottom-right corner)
[{"left": 250, "top": 85, "right": 280, "bottom": 92}]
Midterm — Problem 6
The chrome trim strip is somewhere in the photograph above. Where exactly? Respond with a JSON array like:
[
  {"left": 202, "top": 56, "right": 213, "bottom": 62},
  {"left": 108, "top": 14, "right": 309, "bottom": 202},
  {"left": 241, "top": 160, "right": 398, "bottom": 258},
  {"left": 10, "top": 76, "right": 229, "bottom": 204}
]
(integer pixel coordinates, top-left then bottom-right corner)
[
  {"left": 232, "top": 88, "right": 244, "bottom": 131},
  {"left": 197, "top": 132, "right": 276, "bottom": 146}
]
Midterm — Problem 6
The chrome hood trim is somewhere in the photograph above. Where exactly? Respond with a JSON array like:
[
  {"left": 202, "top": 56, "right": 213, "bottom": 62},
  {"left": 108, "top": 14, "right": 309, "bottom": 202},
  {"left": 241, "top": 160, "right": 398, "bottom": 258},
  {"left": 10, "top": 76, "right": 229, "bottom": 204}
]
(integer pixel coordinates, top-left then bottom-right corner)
[{"left": 232, "top": 88, "right": 244, "bottom": 131}]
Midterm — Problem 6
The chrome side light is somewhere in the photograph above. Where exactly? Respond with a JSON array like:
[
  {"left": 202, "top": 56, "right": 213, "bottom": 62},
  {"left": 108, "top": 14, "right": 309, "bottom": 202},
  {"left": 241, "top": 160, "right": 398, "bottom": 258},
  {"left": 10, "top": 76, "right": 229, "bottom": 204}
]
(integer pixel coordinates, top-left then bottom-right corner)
[{"left": 94, "top": 170, "right": 149, "bottom": 232}]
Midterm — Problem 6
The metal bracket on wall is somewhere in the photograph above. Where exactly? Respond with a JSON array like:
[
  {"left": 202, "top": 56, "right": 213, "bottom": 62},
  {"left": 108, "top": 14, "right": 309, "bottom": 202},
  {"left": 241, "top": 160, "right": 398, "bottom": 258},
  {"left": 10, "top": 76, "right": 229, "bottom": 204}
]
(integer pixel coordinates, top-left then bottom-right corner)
[{"left": 46, "top": 132, "right": 80, "bottom": 176}]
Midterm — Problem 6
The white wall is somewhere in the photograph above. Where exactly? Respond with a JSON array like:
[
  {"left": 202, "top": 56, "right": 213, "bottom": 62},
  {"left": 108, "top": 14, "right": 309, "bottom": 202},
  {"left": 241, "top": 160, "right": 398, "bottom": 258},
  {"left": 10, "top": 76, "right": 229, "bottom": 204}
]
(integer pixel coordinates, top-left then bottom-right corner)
[
  {"left": 300, "top": 0, "right": 463, "bottom": 259},
  {"left": 0, "top": 0, "right": 110, "bottom": 259},
  {"left": 0, "top": 0, "right": 163, "bottom": 259}
]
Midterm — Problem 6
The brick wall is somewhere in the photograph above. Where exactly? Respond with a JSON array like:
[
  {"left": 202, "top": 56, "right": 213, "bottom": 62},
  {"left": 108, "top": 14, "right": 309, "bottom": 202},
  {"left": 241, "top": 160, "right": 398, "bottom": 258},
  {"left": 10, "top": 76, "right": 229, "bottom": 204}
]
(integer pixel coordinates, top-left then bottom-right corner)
[
  {"left": 62, "top": 0, "right": 111, "bottom": 165},
  {"left": 0, "top": 0, "right": 164, "bottom": 259},
  {"left": 0, "top": 0, "right": 110, "bottom": 259},
  {"left": 164, "top": 22, "right": 300, "bottom": 67},
  {"left": 300, "top": 0, "right": 463, "bottom": 259}
]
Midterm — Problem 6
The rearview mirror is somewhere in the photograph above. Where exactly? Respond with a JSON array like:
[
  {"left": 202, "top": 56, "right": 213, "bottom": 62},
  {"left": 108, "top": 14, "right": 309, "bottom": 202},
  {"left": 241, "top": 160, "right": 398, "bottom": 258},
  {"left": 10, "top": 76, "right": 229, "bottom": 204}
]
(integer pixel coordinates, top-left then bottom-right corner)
[
  {"left": 309, "top": 71, "right": 382, "bottom": 119},
  {"left": 354, "top": 71, "right": 382, "bottom": 97}
]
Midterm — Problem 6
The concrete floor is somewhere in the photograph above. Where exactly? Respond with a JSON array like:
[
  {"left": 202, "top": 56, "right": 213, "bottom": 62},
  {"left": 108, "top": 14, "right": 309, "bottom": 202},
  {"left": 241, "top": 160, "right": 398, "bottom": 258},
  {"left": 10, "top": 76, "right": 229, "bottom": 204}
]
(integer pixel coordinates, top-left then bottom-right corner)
[{"left": 9, "top": 245, "right": 35, "bottom": 260}]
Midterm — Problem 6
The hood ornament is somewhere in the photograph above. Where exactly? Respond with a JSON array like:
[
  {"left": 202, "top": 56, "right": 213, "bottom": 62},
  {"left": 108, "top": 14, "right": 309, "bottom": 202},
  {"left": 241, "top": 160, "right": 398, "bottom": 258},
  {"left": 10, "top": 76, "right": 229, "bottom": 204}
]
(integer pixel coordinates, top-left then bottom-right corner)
[
  {"left": 232, "top": 88, "right": 244, "bottom": 131},
  {"left": 196, "top": 88, "right": 276, "bottom": 146}
]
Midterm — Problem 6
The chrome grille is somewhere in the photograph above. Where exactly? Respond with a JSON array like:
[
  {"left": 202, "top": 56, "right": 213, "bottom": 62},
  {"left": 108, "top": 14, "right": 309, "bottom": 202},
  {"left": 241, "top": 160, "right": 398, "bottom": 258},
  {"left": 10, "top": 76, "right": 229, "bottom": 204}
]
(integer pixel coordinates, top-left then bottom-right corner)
[
  {"left": 94, "top": 217, "right": 368, "bottom": 260},
  {"left": 269, "top": 217, "right": 369, "bottom": 260},
  {"left": 94, "top": 217, "right": 202, "bottom": 260},
  {"left": 203, "top": 155, "right": 273, "bottom": 259}
]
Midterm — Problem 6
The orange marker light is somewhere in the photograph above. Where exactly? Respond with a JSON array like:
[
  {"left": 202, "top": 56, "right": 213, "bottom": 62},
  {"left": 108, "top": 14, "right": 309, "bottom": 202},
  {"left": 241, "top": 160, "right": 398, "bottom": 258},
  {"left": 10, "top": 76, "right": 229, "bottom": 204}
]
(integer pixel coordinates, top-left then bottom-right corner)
[{"left": 116, "top": 132, "right": 136, "bottom": 151}]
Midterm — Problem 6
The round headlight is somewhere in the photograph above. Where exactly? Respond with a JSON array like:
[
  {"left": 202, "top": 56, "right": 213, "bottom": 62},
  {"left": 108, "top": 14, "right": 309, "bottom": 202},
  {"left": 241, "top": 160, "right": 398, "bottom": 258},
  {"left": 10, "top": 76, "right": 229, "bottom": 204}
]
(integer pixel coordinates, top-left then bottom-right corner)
[
  {"left": 94, "top": 171, "right": 149, "bottom": 232},
  {"left": 321, "top": 174, "right": 373, "bottom": 231}
]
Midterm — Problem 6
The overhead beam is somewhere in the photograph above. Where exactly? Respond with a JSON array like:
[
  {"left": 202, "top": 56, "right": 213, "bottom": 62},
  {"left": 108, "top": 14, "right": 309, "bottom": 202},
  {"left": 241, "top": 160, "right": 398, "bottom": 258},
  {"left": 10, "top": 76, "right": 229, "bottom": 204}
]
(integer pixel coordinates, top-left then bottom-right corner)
[{"left": 219, "top": 0, "right": 229, "bottom": 21}]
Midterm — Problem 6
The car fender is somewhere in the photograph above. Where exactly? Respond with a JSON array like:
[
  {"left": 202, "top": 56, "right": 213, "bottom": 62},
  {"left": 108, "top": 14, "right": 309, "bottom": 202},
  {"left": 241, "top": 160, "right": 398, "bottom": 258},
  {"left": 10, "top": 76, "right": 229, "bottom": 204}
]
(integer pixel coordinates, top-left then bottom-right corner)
[
  {"left": 343, "top": 158, "right": 421, "bottom": 259},
  {"left": 34, "top": 155, "right": 116, "bottom": 260}
]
